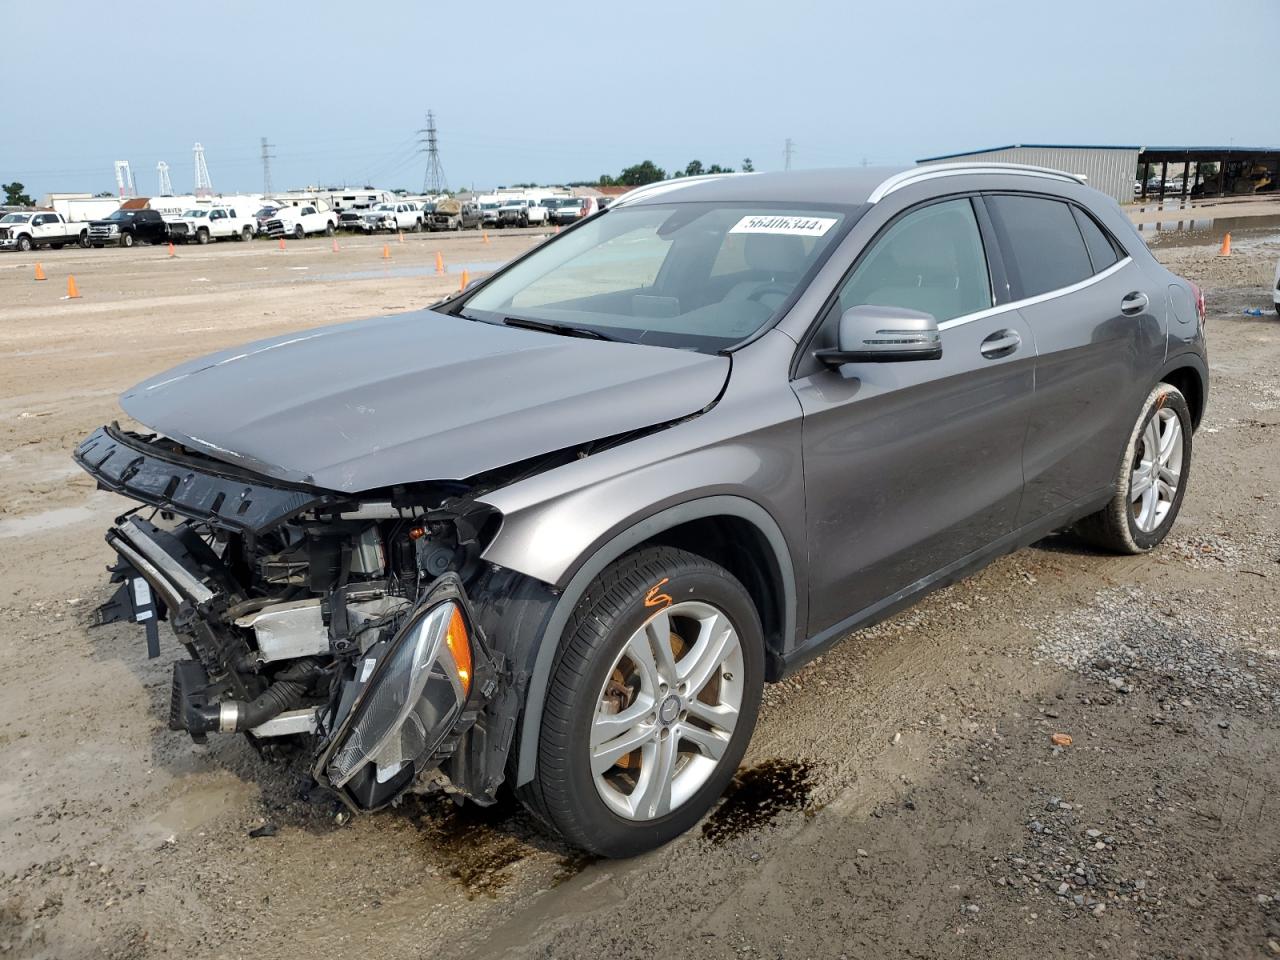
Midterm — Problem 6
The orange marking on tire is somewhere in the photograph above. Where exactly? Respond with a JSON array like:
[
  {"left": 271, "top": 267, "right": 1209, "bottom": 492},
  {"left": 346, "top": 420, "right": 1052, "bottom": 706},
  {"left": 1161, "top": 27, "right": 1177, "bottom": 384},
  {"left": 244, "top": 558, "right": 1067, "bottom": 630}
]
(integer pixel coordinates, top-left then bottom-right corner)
[{"left": 644, "top": 578, "right": 672, "bottom": 609}]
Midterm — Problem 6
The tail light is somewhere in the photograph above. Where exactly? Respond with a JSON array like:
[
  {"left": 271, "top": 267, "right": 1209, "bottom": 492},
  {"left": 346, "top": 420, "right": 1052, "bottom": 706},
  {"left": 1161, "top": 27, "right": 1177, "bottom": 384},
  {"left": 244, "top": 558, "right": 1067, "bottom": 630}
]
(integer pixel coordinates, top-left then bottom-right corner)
[{"left": 1189, "top": 281, "right": 1206, "bottom": 325}]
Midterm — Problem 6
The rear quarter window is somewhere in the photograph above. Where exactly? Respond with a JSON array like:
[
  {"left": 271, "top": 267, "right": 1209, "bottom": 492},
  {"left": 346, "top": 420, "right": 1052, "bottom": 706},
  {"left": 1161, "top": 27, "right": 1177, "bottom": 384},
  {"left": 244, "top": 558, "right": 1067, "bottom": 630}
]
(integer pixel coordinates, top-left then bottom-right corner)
[
  {"left": 986, "top": 194, "right": 1093, "bottom": 299},
  {"left": 1071, "top": 205, "right": 1123, "bottom": 273}
]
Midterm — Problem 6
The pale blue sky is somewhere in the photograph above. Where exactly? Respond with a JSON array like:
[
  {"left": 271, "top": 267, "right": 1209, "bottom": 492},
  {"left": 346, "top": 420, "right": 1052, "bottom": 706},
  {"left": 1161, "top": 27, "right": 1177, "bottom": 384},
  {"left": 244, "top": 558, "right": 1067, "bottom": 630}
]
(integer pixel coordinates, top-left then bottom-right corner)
[{"left": 7, "top": 0, "right": 1276, "bottom": 197}]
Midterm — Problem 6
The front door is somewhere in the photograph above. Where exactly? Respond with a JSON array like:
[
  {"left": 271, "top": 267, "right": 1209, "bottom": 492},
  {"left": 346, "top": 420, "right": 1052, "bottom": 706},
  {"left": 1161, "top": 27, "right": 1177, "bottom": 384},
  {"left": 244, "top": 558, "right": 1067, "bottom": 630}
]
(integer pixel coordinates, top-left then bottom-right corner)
[{"left": 792, "top": 196, "right": 1036, "bottom": 634}]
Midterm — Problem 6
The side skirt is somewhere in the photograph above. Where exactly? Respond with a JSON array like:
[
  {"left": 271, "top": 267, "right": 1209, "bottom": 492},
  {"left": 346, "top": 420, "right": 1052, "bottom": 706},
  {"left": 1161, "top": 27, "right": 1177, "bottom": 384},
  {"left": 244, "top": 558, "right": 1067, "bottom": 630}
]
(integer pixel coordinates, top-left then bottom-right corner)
[{"left": 773, "top": 488, "right": 1112, "bottom": 679}]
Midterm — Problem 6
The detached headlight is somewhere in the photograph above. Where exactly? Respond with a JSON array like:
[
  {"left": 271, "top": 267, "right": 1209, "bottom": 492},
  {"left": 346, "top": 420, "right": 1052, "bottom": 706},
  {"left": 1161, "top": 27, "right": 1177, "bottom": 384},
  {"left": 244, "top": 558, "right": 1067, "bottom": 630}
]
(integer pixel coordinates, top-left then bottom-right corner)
[{"left": 323, "top": 600, "right": 473, "bottom": 795}]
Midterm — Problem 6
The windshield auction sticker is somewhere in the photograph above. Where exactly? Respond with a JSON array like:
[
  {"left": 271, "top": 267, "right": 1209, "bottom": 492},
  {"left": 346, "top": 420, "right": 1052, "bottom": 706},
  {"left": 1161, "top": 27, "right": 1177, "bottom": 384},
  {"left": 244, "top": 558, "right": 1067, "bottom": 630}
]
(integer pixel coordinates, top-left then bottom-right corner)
[{"left": 729, "top": 215, "right": 837, "bottom": 237}]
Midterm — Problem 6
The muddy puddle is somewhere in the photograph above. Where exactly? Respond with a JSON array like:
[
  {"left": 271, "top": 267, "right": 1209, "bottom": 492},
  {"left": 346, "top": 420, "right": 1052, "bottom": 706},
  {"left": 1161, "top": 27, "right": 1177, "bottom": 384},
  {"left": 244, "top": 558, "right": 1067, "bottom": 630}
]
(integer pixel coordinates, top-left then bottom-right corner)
[{"left": 701, "top": 758, "right": 816, "bottom": 844}]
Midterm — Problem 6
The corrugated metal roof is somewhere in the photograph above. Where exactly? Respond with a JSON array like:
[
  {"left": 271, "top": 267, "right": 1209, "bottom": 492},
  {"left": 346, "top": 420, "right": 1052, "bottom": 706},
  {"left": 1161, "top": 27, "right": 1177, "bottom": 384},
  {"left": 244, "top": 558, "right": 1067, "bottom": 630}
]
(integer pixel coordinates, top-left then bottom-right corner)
[{"left": 919, "top": 144, "right": 1141, "bottom": 162}]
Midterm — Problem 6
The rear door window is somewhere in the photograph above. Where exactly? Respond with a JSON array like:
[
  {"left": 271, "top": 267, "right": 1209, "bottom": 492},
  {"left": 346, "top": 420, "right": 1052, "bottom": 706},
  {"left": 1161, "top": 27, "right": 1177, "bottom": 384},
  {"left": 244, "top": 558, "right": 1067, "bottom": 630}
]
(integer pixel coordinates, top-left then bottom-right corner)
[
  {"left": 836, "top": 197, "right": 992, "bottom": 322},
  {"left": 985, "top": 194, "right": 1093, "bottom": 298}
]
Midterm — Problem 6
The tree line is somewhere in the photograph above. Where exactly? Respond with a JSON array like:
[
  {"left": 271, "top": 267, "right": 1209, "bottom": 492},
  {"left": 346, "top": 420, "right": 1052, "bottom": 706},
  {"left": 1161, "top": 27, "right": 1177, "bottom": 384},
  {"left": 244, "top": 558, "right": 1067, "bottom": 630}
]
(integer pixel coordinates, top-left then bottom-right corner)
[{"left": 582, "top": 158, "right": 755, "bottom": 188}]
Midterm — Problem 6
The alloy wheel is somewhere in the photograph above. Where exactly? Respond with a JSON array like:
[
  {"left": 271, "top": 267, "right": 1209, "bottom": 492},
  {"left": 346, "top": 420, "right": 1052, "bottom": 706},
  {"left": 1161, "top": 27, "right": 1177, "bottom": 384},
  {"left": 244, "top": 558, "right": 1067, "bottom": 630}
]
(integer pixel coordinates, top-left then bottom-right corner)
[
  {"left": 590, "top": 600, "right": 744, "bottom": 821},
  {"left": 1131, "top": 406, "right": 1183, "bottom": 532}
]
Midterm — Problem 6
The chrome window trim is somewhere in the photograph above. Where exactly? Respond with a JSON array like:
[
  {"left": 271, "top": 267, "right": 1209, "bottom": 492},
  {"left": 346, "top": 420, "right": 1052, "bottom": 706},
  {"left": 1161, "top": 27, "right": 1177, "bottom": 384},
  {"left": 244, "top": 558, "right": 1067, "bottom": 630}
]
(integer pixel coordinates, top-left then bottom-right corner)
[
  {"left": 937, "top": 256, "right": 1131, "bottom": 331},
  {"left": 869, "top": 163, "right": 1087, "bottom": 204}
]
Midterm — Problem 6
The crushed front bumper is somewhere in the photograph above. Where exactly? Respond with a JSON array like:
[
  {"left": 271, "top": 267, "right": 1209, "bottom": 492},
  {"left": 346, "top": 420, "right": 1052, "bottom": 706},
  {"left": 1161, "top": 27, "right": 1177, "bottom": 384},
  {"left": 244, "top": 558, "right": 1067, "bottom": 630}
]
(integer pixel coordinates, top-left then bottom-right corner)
[{"left": 78, "top": 425, "right": 504, "bottom": 813}]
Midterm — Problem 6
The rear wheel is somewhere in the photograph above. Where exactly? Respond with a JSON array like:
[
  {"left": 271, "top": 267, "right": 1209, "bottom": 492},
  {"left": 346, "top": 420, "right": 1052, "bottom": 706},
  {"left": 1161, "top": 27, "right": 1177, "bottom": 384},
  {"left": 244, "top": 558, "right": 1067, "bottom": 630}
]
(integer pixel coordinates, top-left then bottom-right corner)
[
  {"left": 1075, "top": 382, "right": 1192, "bottom": 553},
  {"left": 520, "top": 546, "right": 763, "bottom": 857}
]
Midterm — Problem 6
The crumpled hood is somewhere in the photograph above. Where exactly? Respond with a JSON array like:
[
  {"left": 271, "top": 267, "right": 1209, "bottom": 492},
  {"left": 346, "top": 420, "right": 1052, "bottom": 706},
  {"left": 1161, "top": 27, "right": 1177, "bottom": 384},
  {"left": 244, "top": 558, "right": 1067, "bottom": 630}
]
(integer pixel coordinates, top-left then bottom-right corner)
[{"left": 120, "top": 310, "right": 729, "bottom": 493}]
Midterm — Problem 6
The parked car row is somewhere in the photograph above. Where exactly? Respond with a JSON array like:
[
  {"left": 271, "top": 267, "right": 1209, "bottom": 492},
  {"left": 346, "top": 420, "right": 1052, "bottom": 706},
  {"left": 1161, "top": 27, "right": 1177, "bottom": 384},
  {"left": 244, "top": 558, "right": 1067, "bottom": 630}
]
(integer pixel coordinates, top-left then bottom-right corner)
[{"left": 1, "top": 193, "right": 610, "bottom": 253}]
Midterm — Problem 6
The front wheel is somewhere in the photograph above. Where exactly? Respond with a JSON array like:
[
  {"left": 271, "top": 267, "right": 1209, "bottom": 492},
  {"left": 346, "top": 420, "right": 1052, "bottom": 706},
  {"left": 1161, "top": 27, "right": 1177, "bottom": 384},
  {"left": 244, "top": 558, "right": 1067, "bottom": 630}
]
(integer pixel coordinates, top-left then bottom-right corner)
[
  {"left": 196, "top": 228, "right": 209, "bottom": 245},
  {"left": 16, "top": 235, "right": 32, "bottom": 252},
  {"left": 520, "top": 546, "right": 763, "bottom": 857},
  {"left": 294, "top": 225, "right": 305, "bottom": 240},
  {"left": 239, "top": 226, "right": 253, "bottom": 242},
  {"left": 120, "top": 232, "right": 135, "bottom": 248},
  {"left": 1075, "top": 382, "right": 1192, "bottom": 553},
  {"left": 324, "top": 222, "right": 335, "bottom": 237}
]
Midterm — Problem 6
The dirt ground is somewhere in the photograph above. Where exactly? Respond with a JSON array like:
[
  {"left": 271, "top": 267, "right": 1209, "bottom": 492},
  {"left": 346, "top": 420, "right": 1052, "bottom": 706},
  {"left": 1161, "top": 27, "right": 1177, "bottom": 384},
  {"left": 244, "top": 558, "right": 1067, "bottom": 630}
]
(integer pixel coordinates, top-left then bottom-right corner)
[{"left": 0, "top": 224, "right": 1278, "bottom": 960}]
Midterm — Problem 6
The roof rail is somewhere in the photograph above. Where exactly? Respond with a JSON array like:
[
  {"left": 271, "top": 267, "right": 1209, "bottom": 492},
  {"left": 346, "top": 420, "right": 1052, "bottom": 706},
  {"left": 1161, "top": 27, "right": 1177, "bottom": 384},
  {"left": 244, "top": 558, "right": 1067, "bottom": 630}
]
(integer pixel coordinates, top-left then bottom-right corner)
[
  {"left": 868, "top": 162, "right": 1087, "bottom": 203},
  {"left": 612, "top": 172, "right": 746, "bottom": 207}
]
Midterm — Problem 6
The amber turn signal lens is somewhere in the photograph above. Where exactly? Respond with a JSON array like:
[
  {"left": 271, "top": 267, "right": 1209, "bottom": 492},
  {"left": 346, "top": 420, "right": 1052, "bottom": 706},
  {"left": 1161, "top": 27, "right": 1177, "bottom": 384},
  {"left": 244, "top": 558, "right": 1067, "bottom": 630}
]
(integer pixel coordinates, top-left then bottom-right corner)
[{"left": 445, "top": 606, "right": 472, "bottom": 696}]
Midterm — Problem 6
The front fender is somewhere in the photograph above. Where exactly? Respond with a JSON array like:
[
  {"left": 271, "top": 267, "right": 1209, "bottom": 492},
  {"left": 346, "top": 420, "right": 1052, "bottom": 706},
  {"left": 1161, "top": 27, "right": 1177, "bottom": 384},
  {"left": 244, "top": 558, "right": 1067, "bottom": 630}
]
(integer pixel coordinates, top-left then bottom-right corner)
[{"left": 493, "top": 493, "right": 798, "bottom": 787}]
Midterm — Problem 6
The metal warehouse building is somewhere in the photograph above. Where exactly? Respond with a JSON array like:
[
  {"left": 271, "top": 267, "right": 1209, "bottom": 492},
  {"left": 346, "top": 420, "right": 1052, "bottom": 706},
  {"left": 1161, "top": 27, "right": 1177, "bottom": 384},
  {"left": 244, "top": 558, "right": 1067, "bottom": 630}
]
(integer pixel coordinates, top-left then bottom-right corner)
[{"left": 917, "top": 145, "right": 1140, "bottom": 204}]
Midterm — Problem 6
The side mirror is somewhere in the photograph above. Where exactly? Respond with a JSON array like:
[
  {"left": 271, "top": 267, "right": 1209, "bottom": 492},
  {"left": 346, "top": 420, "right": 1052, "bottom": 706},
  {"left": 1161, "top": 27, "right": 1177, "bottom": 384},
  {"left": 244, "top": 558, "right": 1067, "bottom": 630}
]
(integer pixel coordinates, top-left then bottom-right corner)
[{"left": 815, "top": 305, "right": 942, "bottom": 365}]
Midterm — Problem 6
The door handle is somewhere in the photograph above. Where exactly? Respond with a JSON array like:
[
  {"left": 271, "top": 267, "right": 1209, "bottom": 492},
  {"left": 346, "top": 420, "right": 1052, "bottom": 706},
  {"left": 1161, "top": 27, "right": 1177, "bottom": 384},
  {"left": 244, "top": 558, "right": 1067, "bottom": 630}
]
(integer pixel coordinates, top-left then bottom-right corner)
[
  {"left": 1121, "top": 291, "right": 1149, "bottom": 315},
  {"left": 980, "top": 329, "right": 1021, "bottom": 359}
]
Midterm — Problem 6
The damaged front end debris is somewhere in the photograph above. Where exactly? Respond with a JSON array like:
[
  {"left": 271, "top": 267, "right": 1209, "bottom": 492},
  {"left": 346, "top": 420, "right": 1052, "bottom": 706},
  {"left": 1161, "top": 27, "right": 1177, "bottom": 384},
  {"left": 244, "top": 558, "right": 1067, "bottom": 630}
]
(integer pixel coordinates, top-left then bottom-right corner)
[{"left": 77, "top": 424, "right": 510, "bottom": 812}]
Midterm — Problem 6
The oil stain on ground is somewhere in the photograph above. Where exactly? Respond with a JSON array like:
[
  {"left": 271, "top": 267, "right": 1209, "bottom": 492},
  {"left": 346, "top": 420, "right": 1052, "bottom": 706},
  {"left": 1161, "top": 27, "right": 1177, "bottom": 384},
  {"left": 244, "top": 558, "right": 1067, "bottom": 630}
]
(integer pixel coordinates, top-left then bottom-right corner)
[{"left": 701, "top": 758, "right": 816, "bottom": 844}]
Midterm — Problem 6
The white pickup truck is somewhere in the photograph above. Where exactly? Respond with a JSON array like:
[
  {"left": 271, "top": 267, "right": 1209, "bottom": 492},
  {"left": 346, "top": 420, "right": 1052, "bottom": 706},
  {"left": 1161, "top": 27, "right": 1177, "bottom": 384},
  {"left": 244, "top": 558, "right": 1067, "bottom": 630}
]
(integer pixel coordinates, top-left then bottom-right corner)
[
  {"left": 165, "top": 206, "right": 257, "bottom": 244},
  {"left": 355, "top": 202, "right": 423, "bottom": 234},
  {"left": 495, "top": 197, "right": 550, "bottom": 228},
  {"left": 0, "top": 211, "right": 91, "bottom": 251},
  {"left": 261, "top": 202, "right": 337, "bottom": 239}
]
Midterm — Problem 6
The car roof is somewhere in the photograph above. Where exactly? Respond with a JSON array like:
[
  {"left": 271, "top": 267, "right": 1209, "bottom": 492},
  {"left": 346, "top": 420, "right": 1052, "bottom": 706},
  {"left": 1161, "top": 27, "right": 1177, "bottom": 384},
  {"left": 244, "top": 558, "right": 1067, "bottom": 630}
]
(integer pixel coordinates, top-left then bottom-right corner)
[{"left": 617, "top": 163, "right": 1088, "bottom": 208}]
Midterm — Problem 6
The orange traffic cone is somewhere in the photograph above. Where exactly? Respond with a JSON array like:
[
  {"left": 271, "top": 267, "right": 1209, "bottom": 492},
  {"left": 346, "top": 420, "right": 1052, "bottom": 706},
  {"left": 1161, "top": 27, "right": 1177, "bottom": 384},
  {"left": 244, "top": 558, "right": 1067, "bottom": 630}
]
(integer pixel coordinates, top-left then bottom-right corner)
[
  {"left": 278, "top": 237, "right": 287, "bottom": 251},
  {"left": 435, "top": 251, "right": 444, "bottom": 275},
  {"left": 1219, "top": 233, "right": 1231, "bottom": 256},
  {"left": 459, "top": 269, "right": 469, "bottom": 292},
  {"left": 482, "top": 231, "right": 489, "bottom": 244},
  {"left": 167, "top": 242, "right": 176, "bottom": 258},
  {"left": 331, "top": 237, "right": 340, "bottom": 253},
  {"left": 554, "top": 224, "right": 560, "bottom": 234},
  {"left": 398, "top": 231, "right": 405, "bottom": 244},
  {"left": 381, "top": 244, "right": 391, "bottom": 260},
  {"left": 33, "top": 262, "right": 46, "bottom": 281},
  {"left": 65, "top": 275, "right": 81, "bottom": 299}
]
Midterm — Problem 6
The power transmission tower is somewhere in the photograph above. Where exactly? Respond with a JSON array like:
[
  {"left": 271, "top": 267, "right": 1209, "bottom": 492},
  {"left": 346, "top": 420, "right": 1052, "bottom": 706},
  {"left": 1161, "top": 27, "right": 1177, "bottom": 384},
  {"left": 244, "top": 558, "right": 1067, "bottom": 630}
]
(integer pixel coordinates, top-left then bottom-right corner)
[
  {"left": 418, "top": 110, "right": 448, "bottom": 194},
  {"left": 260, "top": 136, "right": 275, "bottom": 197},
  {"left": 193, "top": 142, "right": 213, "bottom": 196},
  {"left": 113, "top": 161, "right": 135, "bottom": 198},
  {"left": 783, "top": 138, "right": 795, "bottom": 171},
  {"left": 157, "top": 161, "right": 173, "bottom": 196}
]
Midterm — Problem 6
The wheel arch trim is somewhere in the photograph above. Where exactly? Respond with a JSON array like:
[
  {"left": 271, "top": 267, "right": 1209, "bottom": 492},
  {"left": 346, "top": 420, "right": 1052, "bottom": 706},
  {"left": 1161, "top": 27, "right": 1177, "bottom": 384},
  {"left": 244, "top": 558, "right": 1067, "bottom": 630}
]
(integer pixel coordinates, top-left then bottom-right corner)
[{"left": 512, "top": 494, "right": 796, "bottom": 785}]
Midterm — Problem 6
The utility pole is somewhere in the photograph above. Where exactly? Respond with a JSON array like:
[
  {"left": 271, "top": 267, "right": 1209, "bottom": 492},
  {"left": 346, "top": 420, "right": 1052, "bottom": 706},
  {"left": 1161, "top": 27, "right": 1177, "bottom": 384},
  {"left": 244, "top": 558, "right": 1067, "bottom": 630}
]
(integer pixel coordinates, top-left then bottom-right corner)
[
  {"left": 156, "top": 161, "right": 172, "bottom": 196},
  {"left": 260, "top": 137, "right": 276, "bottom": 197},
  {"left": 784, "top": 138, "right": 795, "bottom": 171},
  {"left": 418, "top": 110, "right": 448, "bottom": 195}
]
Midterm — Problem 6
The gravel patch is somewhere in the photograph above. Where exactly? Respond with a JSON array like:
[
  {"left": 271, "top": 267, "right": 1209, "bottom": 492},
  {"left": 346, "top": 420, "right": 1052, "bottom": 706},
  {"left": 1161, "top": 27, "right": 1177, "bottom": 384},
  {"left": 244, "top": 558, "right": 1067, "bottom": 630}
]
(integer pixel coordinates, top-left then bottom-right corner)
[{"left": 1029, "top": 587, "right": 1280, "bottom": 714}]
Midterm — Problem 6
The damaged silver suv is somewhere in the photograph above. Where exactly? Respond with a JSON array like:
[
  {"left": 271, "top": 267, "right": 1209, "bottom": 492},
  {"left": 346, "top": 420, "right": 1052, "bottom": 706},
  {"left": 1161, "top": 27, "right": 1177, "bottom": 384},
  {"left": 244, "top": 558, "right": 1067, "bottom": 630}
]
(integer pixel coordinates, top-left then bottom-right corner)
[{"left": 76, "top": 164, "right": 1208, "bottom": 857}]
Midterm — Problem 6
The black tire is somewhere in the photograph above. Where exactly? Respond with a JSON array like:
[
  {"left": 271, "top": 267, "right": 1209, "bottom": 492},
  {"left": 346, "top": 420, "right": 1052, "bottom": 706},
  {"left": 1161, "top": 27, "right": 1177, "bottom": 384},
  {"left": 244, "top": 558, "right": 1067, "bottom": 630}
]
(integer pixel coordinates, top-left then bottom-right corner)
[
  {"left": 196, "top": 228, "right": 209, "bottom": 245},
  {"left": 16, "top": 235, "right": 32, "bottom": 252},
  {"left": 78, "top": 232, "right": 90, "bottom": 248},
  {"left": 519, "top": 545, "right": 764, "bottom": 858},
  {"left": 120, "top": 232, "right": 134, "bottom": 248},
  {"left": 1275, "top": 304, "right": 1279, "bottom": 318},
  {"left": 1075, "top": 382, "right": 1192, "bottom": 553},
  {"left": 294, "top": 224, "right": 305, "bottom": 240},
  {"left": 324, "top": 222, "right": 335, "bottom": 237},
  {"left": 239, "top": 226, "right": 252, "bottom": 242}
]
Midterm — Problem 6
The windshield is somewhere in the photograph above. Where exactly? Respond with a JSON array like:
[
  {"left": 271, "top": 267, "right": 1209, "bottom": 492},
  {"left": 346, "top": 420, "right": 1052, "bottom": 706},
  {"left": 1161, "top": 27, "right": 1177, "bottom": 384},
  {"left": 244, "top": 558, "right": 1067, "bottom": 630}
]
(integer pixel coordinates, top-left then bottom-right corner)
[
  {"left": 0, "top": 213, "right": 32, "bottom": 223},
  {"left": 182, "top": 209, "right": 208, "bottom": 218},
  {"left": 106, "top": 210, "right": 136, "bottom": 220},
  {"left": 375, "top": 204, "right": 396, "bottom": 211},
  {"left": 460, "top": 201, "right": 851, "bottom": 352},
  {"left": 481, "top": 202, "right": 500, "bottom": 210}
]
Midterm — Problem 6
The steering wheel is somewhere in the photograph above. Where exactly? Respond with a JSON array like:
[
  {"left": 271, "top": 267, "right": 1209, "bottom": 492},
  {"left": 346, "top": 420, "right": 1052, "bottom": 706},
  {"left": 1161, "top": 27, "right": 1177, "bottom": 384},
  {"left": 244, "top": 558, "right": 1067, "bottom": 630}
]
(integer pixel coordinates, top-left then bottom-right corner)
[{"left": 746, "top": 282, "right": 793, "bottom": 303}]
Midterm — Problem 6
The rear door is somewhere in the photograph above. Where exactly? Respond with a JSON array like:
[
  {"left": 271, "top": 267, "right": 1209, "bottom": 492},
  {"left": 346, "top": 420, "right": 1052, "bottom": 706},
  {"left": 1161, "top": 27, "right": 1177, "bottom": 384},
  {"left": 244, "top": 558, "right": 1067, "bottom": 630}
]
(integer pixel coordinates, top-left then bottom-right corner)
[
  {"left": 793, "top": 196, "right": 1036, "bottom": 634},
  {"left": 981, "top": 194, "right": 1166, "bottom": 525}
]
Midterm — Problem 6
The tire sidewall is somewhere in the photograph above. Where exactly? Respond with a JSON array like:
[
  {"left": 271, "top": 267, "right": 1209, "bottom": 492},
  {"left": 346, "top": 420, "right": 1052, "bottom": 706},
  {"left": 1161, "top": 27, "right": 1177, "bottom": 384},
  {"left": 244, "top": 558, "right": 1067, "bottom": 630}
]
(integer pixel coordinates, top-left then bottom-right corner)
[
  {"left": 548, "top": 561, "right": 763, "bottom": 856},
  {"left": 1122, "top": 384, "right": 1192, "bottom": 551}
]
